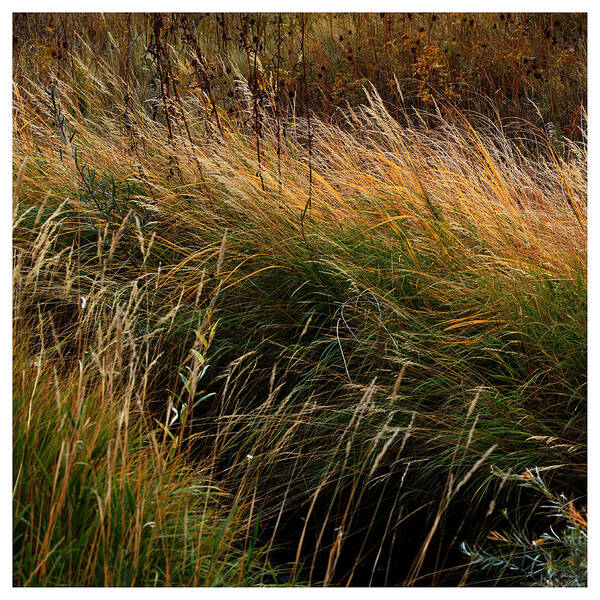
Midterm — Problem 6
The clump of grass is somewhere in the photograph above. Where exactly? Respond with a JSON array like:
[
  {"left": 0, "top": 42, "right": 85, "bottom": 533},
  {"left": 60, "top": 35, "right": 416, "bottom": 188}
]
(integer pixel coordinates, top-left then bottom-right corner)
[
  {"left": 12, "top": 205, "right": 277, "bottom": 586},
  {"left": 13, "top": 13, "right": 586, "bottom": 587}
]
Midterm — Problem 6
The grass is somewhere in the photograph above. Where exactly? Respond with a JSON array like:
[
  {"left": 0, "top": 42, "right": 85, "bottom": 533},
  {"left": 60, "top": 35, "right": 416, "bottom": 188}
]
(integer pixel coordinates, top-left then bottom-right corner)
[
  {"left": 12, "top": 217, "right": 277, "bottom": 586},
  {"left": 13, "top": 13, "right": 586, "bottom": 135},
  {"left": 13, "top": 13, "right": 586, "bottom": 587}
]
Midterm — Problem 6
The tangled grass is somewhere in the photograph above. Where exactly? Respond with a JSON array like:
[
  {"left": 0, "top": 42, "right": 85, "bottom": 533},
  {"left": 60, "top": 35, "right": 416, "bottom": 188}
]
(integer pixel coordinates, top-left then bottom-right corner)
[{"left": 13, "top": 13, "right": 586, "bottom": 587}]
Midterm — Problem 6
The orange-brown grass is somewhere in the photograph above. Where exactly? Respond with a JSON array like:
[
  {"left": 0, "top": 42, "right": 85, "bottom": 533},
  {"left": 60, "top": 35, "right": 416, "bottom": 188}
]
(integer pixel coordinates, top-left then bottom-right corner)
[
  {"left": 13, "top": 201, "right": 275, "bottom": 586},
  {"left": 13, "top": 13, "right": 586, "bottom": 134},
  {"left": 13, "top": 14, "right": 586, "bottom": 586}
]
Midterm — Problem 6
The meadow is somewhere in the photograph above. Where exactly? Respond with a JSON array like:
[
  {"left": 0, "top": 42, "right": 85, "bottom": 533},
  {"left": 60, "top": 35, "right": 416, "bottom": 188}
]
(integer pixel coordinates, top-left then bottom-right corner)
[{"left": 12, "top": 13, "right": 587, "bottom": 586}]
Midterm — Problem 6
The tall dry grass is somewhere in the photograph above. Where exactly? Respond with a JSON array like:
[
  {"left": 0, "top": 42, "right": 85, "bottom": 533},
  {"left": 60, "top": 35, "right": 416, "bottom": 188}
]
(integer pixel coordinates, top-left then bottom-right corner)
[{"left": 13, "top": 13, "right": 586, "bottom": 586}]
